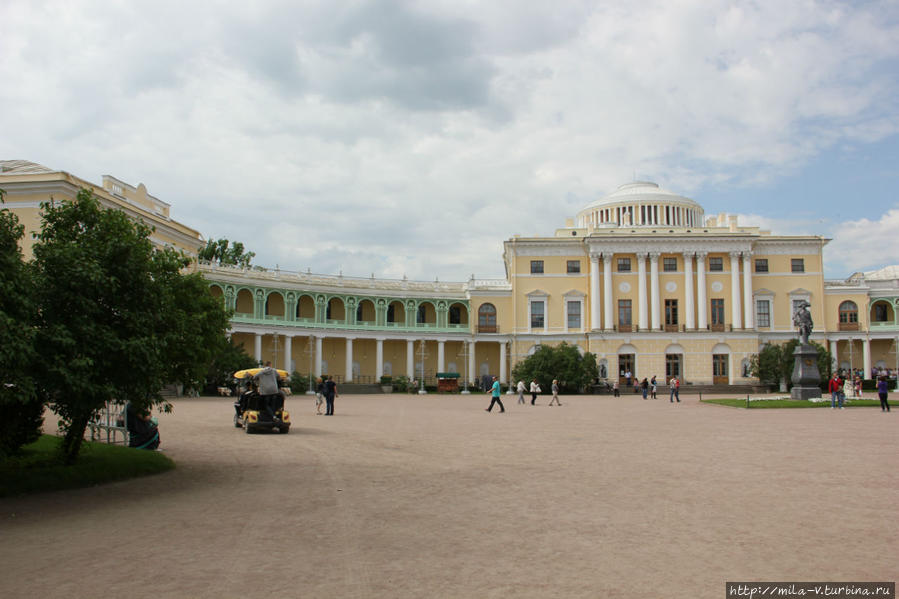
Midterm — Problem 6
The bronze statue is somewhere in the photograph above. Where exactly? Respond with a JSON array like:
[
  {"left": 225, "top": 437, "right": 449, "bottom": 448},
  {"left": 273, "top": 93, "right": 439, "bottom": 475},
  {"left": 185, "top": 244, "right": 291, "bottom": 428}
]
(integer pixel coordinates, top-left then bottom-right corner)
[{"left": 793, "top": 300, "right": 813, "bottom": 345}]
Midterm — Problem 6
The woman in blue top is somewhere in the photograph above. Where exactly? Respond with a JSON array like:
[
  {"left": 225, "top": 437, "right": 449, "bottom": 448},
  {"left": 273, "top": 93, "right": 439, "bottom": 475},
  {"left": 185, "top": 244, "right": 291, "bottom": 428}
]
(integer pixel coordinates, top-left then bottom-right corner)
[
  {"left": 485, "top": 376, "right": 505, "bottom": 413},
  {"left": 877, "top": 376, "right": 891, "bottom": 412}
]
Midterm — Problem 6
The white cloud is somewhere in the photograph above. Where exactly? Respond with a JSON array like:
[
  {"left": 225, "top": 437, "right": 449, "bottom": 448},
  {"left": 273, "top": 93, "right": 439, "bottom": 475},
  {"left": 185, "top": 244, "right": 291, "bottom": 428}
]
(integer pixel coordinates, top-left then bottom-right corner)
[
  {"left": 823, "top": 208, "right": 899, "bottom": 278},
  {"left": 1, "top": 0, "right": 898, "bottom": 280}
]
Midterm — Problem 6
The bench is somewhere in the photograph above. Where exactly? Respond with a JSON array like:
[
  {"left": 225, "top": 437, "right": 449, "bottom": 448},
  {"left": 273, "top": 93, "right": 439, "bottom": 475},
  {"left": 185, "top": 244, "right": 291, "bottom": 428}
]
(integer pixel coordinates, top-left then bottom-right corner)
[{"left": 87, "top": 401, "right": 130, "bottom": 446}]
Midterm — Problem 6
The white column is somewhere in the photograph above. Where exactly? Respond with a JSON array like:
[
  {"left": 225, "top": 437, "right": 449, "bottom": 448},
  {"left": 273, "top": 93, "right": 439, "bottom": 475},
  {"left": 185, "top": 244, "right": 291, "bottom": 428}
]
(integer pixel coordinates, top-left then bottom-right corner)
[
  {"left": 468, "top": 340, "right": 477, "bottom": 383},
  {"left": 683, "top": 252, "right": 695, "bottom": 330},
  {"left": 649, "top": 252, "right": 660, "bottom": 330},
  {"left": 314, "top": 336, "right": 322, "bottom": 377},
  {"left": 284, "top": 335, "right": 293, "bottom": 373},
  {"left": 376, "top": 338, "right": 384, "bottom": 378},
  {"left": 863, "top": 338, "right": 871, "bottom": 378},
  {"left": 730, "top": 252, "right": 742, "bottom": 329},
  {"left": 437, "top": 339, "right": 446, "bottom": 373},
  {"left": 829, "top": 340, "right": 839, "bottom": 371},
  {"left": 603, "top": 254, "right": 613, "bottom": 330},
  {"left": 406, "top": 340, "right": 415, "bottom": 378},
  {"left": 742, "top": 253, "right": 754, "bottom": 329},
  {"left": 637, "top": 252, "right": 648, "bottom": 330},
  {"left": 499, "top": 341, "right": 507, "bottom": 384},
  {"left": 696, "top": 252, "right": 708, "bottom": 330},
  {"left": 254, "top": 333, "right": 262, "bottom": 362},
  {"left": 590, "top": 255, "right": 601, "bottom": 330},
  {"left": 345, "top": 337, "right": 354, "bottom": 382}
]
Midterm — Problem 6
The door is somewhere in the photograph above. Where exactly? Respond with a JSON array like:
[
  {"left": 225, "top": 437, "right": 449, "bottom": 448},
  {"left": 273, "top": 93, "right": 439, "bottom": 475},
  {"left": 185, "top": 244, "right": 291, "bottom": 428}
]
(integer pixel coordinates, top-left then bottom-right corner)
[
  {"left": 712, "top": 354, "right": 728, "bottom": 385},
  {"left": 618, "top": 354, "right": 635, "bottom": 385}
]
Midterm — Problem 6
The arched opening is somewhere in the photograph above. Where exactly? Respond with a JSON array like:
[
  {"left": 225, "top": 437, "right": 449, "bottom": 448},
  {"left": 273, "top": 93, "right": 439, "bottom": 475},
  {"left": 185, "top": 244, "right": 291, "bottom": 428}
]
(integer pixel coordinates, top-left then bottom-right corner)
[
  {"left": 711, "top": 343, "right": 730, "bottom": 384},
  {"left": 617, "top": 343, "right": 638, "bottom": 386},
  {"left": 478, "top": 303, "right": 497, "bottom": 333},
  {"left": 839, "top": 300, "right": 858, "bottom": 330},
  {"left": 235, "top": 289, "right": 254, "bottom": 315},
  {"left": 387, "top": 300, "right": 405, "bottom": 325},
  {"left": 870, "top": 300, "right": 895, "bottom": 324},
  {"left": 209, "top": 285, "right": 225, "bottom": 303},
  {"left": 357, "top": 299, "right": 376, "bottom": 324},
  {"left": 326, "top": 297, "right": 345, "bottom": 322},
  {"left": 664, "top": 343, "right": 685, "bottom": 382},
  {"left": 296, "top": 295, "right": 315, "bottom": 320},
  {"left": 417, "top": 302, "right": 436, "bottom": 326},
  {"left": 448, "top": 302, "right": 469, "bottom": 327},
  {"left": 265, "top": 292, "right": 285, "bottom": 319}
]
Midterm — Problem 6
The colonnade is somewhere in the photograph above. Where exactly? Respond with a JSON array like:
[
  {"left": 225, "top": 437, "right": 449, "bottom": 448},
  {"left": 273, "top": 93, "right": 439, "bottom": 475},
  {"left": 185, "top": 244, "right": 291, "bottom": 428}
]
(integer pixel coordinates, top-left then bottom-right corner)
[{"left": 588, "top": 251, "right": 754, "bottom": 331}]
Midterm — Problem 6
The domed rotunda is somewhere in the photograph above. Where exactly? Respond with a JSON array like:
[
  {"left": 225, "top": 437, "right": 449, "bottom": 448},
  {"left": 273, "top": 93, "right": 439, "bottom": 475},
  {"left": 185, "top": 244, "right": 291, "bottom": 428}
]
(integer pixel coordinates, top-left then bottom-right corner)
[{"left": 576, "top": 181, "right": 704, "bottom": 229}]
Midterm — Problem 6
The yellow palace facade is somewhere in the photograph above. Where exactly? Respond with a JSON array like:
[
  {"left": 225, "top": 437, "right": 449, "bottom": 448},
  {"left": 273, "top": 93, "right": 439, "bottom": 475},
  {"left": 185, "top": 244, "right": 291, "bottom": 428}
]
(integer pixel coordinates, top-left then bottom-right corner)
[{"left": 3, "top": 162, "right": 898, "bottom": 386}]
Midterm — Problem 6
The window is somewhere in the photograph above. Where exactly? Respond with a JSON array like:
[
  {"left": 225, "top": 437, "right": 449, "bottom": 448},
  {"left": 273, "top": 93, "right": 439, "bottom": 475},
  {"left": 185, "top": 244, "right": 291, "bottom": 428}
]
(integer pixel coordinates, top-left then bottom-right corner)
[
  {"left": 386, "top": 304, "right": 395, "bottom": 323},
  {"left": 663, "top": 257, "right": 677, "bottom": 272},
  {"left": 665, "top": 299, "right": 678, "bottom": 325},
  {"left": 873, "top": 303, "right": 890, "bottom": 322},
  {"left": 357, "top": 304, "right": 364, "bottom": 322},
  {"left": 755, "top": 259, "right": 768, "bottom": 273},
  {"left": 618, "top": 299, "right": 632, "bottom": 326},
  {"left": 839, "top": 301, "right": 858, "bottom": 324},
  {"left": 530, "top": 260, "right": 544, "bottom": 274},
  {"left": 478, "top": 303, "right": 497, "bottom": 332},
  {"left": 449, "top": 305, "right": 461, "bottom": 325},
  {"left": 709, "top": 257, "right": 723, "bottom": 272},
  {"left": 566, "top": 260, "right": 581, "bottom": 274},
  {"left": 665, "top": 354, "right": 682, "bottom": 378},
  {"left": 712, "top": 354, "right": 728, "bottom": 379},
  {"left": 791, "top": 258, "right": 804, "bottom": 273},
  {"left": 756, "top": 300, "right": 770, "bottom": 328},
  {"left": 617, "top": 257, "right": 631, "bottom": 272},
  {"left": 530, "top": 301, "right": 545, "bottom": 329},
  {"left": 567, "top": 301, "right": 581, "bottom": 329},
  {"left": 710, "top": 298, "right": 725, "bottom": 325}
]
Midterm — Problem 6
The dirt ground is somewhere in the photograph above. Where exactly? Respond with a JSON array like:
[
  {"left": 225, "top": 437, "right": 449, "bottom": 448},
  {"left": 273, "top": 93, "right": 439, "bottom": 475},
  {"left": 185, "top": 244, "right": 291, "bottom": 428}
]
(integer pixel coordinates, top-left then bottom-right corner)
[{"left": 1, "top": 392, "right": 896, "bottom": 599}]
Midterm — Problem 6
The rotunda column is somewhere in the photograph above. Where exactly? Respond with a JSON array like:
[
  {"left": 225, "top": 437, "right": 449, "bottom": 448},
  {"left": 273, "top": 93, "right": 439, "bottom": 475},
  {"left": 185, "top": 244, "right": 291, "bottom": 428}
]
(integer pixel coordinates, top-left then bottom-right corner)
[
  {"left": 590, "top": 255, "right": 601, "bottom": 330},
  {"left": 683, "top": 252, "right": 695, "bottom": 330},
  {"left": 649, "top": 252, "right": 661, "bottom": 330},
  {"left": 742, "top": 253, "right": 754, "bottom": 329},
  {"left": 696, "top": 252, "right": 708, "bottom": 330},
  {"left": 603, "top": 254, "right": 613, "bottom": 330},
  {"left": 637, "top": 252, "right": 648, "bottom": 330},
  {"left": 730, "top": 251, "right": 742, "bottom": 329}
]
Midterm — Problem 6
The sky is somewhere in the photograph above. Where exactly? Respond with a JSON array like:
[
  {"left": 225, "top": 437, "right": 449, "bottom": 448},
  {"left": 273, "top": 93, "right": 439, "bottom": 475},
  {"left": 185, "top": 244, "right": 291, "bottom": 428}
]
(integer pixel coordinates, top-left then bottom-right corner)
[{"left": 2, "top": 0, "right": 898, "bottom": 282}]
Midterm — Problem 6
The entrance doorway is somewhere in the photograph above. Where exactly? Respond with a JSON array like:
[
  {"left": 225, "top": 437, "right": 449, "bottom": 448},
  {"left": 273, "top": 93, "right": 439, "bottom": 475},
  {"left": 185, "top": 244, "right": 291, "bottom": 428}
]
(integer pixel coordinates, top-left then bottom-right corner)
[
  {"left": 712, "top": 354, "right": 728, "bottom": 385},
  {"left": 618, "top": 354, "right": 634, "bottom": 385}
]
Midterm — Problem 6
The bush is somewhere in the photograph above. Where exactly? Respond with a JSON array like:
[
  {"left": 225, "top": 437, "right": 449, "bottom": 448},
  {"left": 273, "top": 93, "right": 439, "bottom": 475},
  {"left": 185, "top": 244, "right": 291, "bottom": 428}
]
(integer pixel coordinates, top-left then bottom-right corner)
[
  {"left": 290, "top": 372, "right": 311, "bottom": 394},
  {"left": 380, "top": 375, "right": 392, "bottom": 385},
  {"left": 393, "top": 375, "right": 410, "bottom": 392},
  {"left": 0, "top": 396, "right": 44, "bottom": 457}
]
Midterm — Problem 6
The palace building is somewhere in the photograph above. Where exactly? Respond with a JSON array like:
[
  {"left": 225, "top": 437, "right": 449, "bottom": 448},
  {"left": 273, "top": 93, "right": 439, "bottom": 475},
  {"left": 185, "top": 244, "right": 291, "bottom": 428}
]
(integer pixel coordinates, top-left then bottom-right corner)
[{"left": 3, "top": 162, "right": 897, "bottom": 386}]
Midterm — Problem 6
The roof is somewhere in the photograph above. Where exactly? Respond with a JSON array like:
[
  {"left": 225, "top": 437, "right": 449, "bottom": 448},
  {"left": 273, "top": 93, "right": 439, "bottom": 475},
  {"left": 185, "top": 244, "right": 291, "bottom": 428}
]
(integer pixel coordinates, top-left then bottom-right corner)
[
  {"left": 863, "top": 265, "right": 899, "bottom": 281},
  {"left": 0, "top": 160, "right": 57, "bottom": 175},
  {"left": 579, "top": 181, "right": 703, "bottom": 212}
]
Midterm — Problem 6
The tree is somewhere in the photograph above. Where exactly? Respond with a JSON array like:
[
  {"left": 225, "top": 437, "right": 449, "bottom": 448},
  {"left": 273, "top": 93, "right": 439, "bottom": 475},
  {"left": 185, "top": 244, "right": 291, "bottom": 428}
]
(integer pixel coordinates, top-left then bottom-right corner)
[
  {"left": 32, "top": 189, "right": 232, "bottom": 463},
  {"left": 750, "top": 340, "right": 832, "bottom": 392},
  {"left": 198, "top": 237, "right": 255, "bottom": 268},
  {"left": 0, "top": 204, "right": 43, "bottom": 456},
  {"left": 205, "top": 337, "right": 257, "bottom": 393},
  {"left": 511, "top": 343, "right": 599, "bottom": 393}
]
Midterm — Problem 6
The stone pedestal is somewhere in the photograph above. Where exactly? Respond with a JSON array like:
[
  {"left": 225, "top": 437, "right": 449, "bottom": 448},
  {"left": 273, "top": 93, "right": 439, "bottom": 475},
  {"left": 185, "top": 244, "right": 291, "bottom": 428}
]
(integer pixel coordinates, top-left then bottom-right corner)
[{"left": 790, "top": 343, "right": 822, "bottom": 400}]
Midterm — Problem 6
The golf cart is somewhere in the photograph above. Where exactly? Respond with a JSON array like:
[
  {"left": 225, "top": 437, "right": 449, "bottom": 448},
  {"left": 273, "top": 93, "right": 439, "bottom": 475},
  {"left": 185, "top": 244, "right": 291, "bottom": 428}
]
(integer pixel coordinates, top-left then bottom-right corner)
[{"left": 232, "top": 368, "right": 291, "bottom": 434}]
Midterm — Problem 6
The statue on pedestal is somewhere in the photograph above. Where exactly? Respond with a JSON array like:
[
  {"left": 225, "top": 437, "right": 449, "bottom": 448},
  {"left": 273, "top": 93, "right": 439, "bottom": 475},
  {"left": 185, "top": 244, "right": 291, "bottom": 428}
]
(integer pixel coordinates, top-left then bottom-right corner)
[
  {"left": 790, "top": 300, "right": 821, "bottom": 400},
  {"left": 792, "top": 300, "right": 813, "bottom": 345}
]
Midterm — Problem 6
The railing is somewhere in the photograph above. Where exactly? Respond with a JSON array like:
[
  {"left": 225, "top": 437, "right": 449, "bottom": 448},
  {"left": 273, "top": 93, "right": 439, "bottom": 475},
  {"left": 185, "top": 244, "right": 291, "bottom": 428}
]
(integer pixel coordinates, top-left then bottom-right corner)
[
  {"left": 839, "top": 322, "right": 860, "bottom": 331},
  {"left": 231, "top": 313, "right": 470, "bottom": 334},
  {"left": 477, "top": 324, "right": 498, "bottom": 333}
]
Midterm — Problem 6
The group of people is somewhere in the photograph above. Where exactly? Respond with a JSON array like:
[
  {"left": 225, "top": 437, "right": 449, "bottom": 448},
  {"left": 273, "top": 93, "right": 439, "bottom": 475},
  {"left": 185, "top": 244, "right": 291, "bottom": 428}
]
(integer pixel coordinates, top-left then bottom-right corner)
[
  {"left": 314, "top": 375, "right": 339, "bottom": 415},
  {"left": 486, "top": 377, "right": 563, "bottom": 412},
  {"left": 617, "top": 372, "right": 680, "bottom": 402},
  {"left": 828, "top": 371, "right": 891, "bottom": 411}
]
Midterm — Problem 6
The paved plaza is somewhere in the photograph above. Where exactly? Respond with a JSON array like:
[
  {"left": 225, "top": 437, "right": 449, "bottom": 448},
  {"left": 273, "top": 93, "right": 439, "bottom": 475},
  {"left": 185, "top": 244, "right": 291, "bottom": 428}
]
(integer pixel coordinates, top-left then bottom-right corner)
[{"left": 1, "top": 393, "right": 896, "bottom": 598}]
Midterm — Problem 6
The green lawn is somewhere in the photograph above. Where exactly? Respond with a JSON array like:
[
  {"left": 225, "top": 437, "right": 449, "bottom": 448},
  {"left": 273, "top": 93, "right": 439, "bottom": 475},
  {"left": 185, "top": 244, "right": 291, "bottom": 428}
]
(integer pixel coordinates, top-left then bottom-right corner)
[
  {"left": 0, "top": 435, "right": 175, "bottom": 497},
  {"left": 701, "top": 398, "right": 887, "bottom": 409}
]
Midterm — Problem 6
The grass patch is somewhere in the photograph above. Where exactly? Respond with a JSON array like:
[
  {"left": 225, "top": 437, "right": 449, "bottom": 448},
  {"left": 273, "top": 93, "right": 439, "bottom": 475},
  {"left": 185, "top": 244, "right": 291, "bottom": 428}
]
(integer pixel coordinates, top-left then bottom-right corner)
[
  {"left": 701, "top": 399, "right": 886, "bottom": 409},
  {"left": 0, "top": 435, "right": 174, "bottom": 498}
]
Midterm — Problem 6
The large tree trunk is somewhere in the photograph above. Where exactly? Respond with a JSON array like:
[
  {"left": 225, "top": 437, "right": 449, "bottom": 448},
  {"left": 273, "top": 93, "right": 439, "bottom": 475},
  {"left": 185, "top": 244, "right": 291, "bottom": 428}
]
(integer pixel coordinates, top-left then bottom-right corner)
[{"left": 60, "top": 412, "right": 90, "bottom": 465}]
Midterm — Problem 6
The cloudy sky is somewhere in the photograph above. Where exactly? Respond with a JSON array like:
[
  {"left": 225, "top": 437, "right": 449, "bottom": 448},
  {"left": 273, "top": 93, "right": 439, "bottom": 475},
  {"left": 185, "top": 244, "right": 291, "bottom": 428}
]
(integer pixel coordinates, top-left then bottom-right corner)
[{"left": 2, "top": 0, "right": 898, "bottom": 281}]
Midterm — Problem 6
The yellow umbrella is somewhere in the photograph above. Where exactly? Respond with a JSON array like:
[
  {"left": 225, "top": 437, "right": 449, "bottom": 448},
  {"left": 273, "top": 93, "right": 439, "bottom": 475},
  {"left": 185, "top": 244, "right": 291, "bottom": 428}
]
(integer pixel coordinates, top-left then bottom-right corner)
[{"left": 233, "top": 368, "right": 290, "bottom": 380}]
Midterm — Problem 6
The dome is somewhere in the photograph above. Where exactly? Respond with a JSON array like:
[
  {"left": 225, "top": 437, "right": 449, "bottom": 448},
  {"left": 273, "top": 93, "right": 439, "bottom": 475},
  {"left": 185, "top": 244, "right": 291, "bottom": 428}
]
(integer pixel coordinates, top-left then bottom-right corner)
[{"left": 576, "top": 181, "right": 705, "bottom": 229}]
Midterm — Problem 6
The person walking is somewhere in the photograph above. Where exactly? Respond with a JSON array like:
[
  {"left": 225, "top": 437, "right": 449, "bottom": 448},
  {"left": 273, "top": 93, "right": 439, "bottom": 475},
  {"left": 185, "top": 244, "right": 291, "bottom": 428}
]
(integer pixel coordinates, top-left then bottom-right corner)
[
  {"left": 841, "top": 375, "right": 852, "bottom": 409},
  {"left": 530, "top": 379, "right": 540, "bottom": 405},
  {"left": 612, "top": 380, "right": 620, "bottom": 397},
  {"left": 314, "top": 377, "right": 324, "bottom": 415},
  {"left": 877, "top": 376, "right": 891, "bottom": 412},
  {"left": 828, "top": 372, "right": 843, "bottom": 409},
  {"left": 641, "top": 377, "right": 648, "bottom": 399},
  {"left": 485, "top": 376, "right": 505, "bottom": 412},
  {"left": 548, "top": 379, "right": 562, "bottom": 406},
  {"left": 324, "top": 375, "right": 338, "bottom": 416},
  {"left": 517, "top": 380, "right": 527, "bottom": 405},
  {"left": 650, "top": 376, "right": 657, "bottom": 399},
  {"left": 669, "top": 376, "right": 680, "bottom": 402}
]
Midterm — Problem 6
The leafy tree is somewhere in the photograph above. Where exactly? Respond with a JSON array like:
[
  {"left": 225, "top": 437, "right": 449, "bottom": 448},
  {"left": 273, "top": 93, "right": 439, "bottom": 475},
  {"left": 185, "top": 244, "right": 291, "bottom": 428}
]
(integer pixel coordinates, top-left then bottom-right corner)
[
  {"left": 198, "top": 237, "right": 255, "bottom": 268},
  {"left": 204, "top": 337, "right": 257, "bottom": 393},
  {"left": 0, "top": 205, "right": 43, "bottom": 456},
  {"left": 750, "top": 340, "right": 832, "bottom": 391},
  {"left": 511, "top": 342, "right": 599, "bottom": 393},
  {"left": 32, "top": 189, "right": 231, "bottom": 463}
]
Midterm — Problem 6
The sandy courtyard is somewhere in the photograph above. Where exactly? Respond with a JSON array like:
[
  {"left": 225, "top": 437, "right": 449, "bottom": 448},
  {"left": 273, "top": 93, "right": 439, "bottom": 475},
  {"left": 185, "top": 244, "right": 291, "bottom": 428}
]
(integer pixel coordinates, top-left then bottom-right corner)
[{"left": 1, "top": 393, "right": 896, "bottom": 598}]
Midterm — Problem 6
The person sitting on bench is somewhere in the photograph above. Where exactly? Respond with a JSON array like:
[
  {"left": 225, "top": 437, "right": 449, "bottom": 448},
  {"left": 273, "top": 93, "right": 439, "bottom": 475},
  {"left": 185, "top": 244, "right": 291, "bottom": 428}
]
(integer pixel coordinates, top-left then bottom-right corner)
[{"left": 126, "top": 402, "right": 160, "bottom": 450}]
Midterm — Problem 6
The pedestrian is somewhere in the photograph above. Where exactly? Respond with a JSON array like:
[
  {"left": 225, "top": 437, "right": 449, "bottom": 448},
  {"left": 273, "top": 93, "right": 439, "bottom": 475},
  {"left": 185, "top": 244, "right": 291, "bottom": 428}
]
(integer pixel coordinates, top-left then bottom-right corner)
[
  {"left": 624, "top": 370, "right": 632, "bottom": 389},
  {"left": 612, "top": 380, "right": 620, "bottom": 397},
  {"left": 253, "top": 361, "right": 283, "bottom": 422},
  {"left": 530, "top": 379, "right": 540, "bottom": 405},
  {"left": 548, "top": 379, "right": 561, "bottom": 406},
  {"left": 669, "top": 376, "right": 680, "bottom": 402},
  {"left": 641, "top": 377, "right": 648, "bottom": 399},
  {"left": 517, "top": 380, "right": 526, "bottom": 404},
  {"left": 314, "top": 376, "right": 324, "bottom": 415},
  {"left": 324, "top": 375, "right": 338, "bottom": 415},
  {"left": 854, "top": 376, "right": 862, "bottom": 399},
  {"left": 877, "top": 376, "right": 891, "bottom": 412},
  {"left": 650, "top": 376, "right": 657, "bottom": 399},
  {"left": 841, "top": 375, "right": 852, "bottom": 409},
  {"left": 828, "top": 372, "right": 843, "bottom": 409},
  {"left": 485, "top": 376, "right": 505, "bottom": 412}
]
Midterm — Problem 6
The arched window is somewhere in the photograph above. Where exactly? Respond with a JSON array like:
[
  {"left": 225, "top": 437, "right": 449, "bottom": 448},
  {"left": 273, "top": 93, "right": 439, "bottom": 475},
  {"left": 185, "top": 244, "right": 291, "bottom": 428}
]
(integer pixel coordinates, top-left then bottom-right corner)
[
  {"left": 478, "top": 303, "right": 497, "bottom": 333},
  {"left": 839, "top": 301, "right": 858, "bottom": 324}
]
